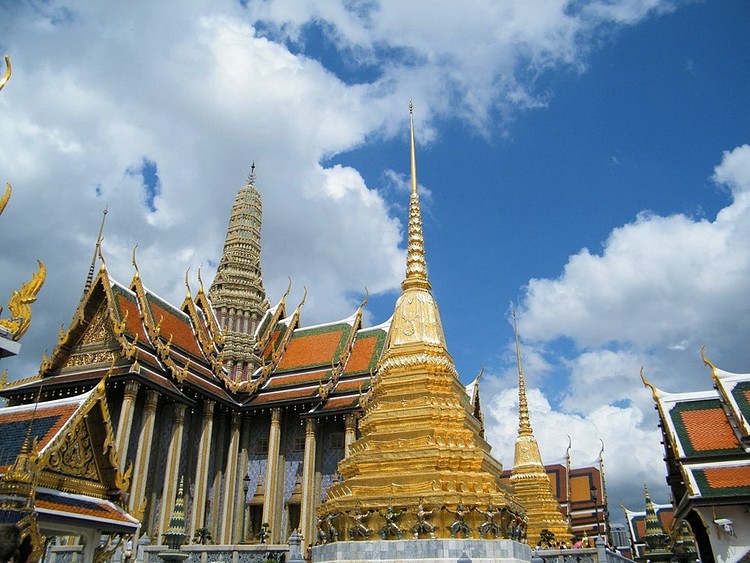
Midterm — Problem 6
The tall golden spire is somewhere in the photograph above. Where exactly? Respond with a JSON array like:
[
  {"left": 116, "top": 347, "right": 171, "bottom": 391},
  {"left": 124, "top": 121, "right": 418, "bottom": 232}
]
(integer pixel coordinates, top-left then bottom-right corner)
[
  {"left": 403, "top": 100, "right": 430, "bottom": 291},
  {"left": 510, "top": 310, "right": 570, "bottom": 546},
  {"left": 319, "top": 103, "right": 523, "bottom": 540},
  {"left": 384, "top": 103, "right": 447, "bottom": 353},
  {"left": 514, "top": 310, "right": 532, "bottom": 437}
]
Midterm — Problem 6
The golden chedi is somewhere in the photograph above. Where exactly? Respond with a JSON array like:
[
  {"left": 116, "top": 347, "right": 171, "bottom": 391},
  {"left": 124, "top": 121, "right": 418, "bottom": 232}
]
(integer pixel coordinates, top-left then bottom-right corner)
[
  {"left": 319, "top": 105, "right": 525, "bottom": 541},
  {"left": 509, "top": 313, "right": 571, "bottom": 547}
]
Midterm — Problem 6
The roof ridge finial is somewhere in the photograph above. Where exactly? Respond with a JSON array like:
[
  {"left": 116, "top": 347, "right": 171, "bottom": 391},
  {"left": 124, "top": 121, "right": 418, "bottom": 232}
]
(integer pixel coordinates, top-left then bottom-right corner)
[
  {"left": 402, "top": 101, "right": 430, "bottom": 291},
  {"left": 0, "top": 55, "right": 11, "bottom": 92},
  {"left": 513, "top": 308, "right": 532, "bottom": 436},
  {"left": 84, "top": 207, "right": 108, "bottom": 292}
]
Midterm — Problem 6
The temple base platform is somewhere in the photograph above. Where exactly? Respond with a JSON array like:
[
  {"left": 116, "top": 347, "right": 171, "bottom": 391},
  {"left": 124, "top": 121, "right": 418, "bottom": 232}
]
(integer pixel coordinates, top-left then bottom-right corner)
[{"left": 311, "top": 538, "right": 532, "bottom": 563}]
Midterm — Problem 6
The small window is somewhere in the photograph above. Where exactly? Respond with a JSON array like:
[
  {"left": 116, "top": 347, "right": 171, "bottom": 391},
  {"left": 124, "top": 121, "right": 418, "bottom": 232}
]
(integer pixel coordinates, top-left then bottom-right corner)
[
  {"left": 256, "top": 438, "right": 269, "bottom": 455},
  {"left": 329, "top": 432, "right": 344, "bottom": 450}
]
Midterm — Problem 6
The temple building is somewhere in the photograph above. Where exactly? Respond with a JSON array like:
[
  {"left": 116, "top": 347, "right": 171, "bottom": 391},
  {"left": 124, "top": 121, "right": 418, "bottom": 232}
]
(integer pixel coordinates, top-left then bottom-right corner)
[
  {"left": 642, "top": 351, "right": 750, "bottom": 563},
  {"left": 621, "top": 487, "right": 697, "bottom": 563},
  {"left": 0, "top": 105, "right": 590, "bottom": 559}
]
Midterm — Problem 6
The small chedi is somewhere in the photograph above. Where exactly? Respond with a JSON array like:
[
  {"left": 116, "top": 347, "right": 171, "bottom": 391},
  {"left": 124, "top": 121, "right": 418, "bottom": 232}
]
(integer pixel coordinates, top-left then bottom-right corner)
[{"left": 317, "top": 104, "right": 527, "bottom": 542}]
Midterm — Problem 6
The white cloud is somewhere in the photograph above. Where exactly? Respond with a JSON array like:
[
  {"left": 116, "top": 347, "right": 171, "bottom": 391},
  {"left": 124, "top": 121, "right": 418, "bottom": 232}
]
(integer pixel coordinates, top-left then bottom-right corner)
[
  {"left": 0, "top": 0, "right": 702, "bottom": 525},
  {"left": 483, "top": 383, "right": 666, "bottom": 513},
  {"left": 490, "top": 144, "right": 750, "bottom": 520}
]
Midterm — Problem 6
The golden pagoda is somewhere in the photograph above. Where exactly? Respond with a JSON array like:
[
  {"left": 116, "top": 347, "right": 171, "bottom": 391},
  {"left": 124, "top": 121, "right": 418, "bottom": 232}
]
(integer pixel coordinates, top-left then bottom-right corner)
[
  {"left": 509, "top": 312, "right": 571, "bottom": 546},
  {"left": 319, "top": 104, "right": 525, "bottom": 540}
]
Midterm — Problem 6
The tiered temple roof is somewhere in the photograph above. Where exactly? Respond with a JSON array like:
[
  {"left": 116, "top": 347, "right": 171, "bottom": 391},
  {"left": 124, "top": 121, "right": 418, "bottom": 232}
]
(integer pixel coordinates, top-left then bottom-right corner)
[
  {"left": 643, "top": 350, "right": 750, "bottom": 563},
  {"left": 643, "top": 354, "right": 750, "bottom": 515},
  {"left": 0, "top": 376, "right": 138, "bottom": 560},
  {"left": 1, "top": 257, "right": 389, "bottom": 420}
]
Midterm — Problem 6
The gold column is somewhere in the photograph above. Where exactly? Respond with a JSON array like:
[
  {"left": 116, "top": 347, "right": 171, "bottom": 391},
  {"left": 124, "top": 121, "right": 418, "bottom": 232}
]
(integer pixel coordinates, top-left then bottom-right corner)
[
  {"left": 128, "top": 390, "right": 159, "bottom": 520},
  {"left": 299, "top": 418, "right": 317, "bottom": 548},
  {"left": 157, "top": 403, "right": 187, "bottom": 540},
  {"left": 190, "top": 400, "right": 215, "bottom": 538},
  {"left": 219, "top": 411, "right": 241, "bottom": 543},
  {"left": 115, "top": 380, "right": 140, "bottom": 472},
  {"left": 262, "top": 407, "right": 283, "bottom": 543},
  {"left": 344, "top": 413, "right": 357, "bottom": 457}
]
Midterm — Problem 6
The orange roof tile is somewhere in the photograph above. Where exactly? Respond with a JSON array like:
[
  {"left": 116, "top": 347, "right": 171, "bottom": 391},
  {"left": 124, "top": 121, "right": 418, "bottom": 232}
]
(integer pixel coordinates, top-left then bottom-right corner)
[
  {"left": 701, "top": 465, "right": 750, "bottom": 489},
  {"left": 344, "top": 335, "right": 379, "bottom": 374},
  {"left": 276, "top": 326, "right": 348, "bottom": 371},
  {"left": 680, "top": 409, "right": 740, "bottom": 452},
  {"left": 265, "top": 369, "right": 331, "bottom": 390},
  {"left": 116, "top": 294, "right": 148, "bottom": 341},
  {"left": 150, "top": 300, "right": 203, "bottom": 358}
]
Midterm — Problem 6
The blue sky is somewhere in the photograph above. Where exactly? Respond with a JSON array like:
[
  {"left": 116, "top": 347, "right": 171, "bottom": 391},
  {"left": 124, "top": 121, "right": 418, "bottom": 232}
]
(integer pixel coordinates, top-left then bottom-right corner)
[{"left": 1, "top": 0, "right": 749, "bottom": 525}]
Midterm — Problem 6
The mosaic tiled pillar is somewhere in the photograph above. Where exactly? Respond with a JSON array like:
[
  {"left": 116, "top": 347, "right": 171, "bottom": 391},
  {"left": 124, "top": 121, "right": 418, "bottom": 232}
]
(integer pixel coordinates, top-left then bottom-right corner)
[
  {"left": 263, "top": 408, "right": 282, "bottom": 543},
  {"left": 219, "top": 411, "right": 241, "bottom": 543},
  {"left": 115, "top": 380, "right": 140, "bottom": 472},
  {"left": 190, "top": 400, "right": 215, "bottom": 538},
  {"left": 157, "top": 402, "right": 187, "bottom": 540},
  {"left": 300, "top": 417, "right": 318, "bottom": 548},
  {"left": 234, "top": 414, "right": 252, "bottom": 543},
  {"left": 129, "top": 390, "right": 159, "bottom": 519}
]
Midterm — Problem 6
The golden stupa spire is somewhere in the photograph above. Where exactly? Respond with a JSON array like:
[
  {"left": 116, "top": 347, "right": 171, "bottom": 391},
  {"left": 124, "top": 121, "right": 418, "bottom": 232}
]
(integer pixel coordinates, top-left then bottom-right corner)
[
  {"left": 318, "top": 103, "right": 524, "bottom": 543},
  {"left": 403, "top": 100, "right": 430, "bottom": 291},
  {"left": 384, "top": 103, "right": 448, "bottom": 353},
  {"left": 510, "top": 309, "right": 571, "bottom": 546},
  {"left": 514, "top": 309, "right": 532, "bottom": 437}
]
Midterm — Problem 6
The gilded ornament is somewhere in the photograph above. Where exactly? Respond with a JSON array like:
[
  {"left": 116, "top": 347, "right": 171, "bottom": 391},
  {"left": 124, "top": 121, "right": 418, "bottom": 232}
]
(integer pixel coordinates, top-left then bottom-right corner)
[
  {"left": 0, "top": 182, "right": 10, "bottom": 215},
  {"left": 0, "top": 260, "right": 46, "bottom": 340},
  {"left": 0, "top": 55, "right": 10, "bottom": 91}
]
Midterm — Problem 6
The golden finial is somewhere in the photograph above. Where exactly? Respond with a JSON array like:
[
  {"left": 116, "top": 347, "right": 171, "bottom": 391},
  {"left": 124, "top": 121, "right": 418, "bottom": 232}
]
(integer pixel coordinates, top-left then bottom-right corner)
[
  {"left": 299, "top": 286, "right": 308, "bottom": 307},
  {"left": 512, "top": 308, "right": 532, "bottom": 436},
  {"left": 85, "top": 207, "right": 108, "bottom": 292},
  {"left": 0, "top": 182, "right": 10, "bottom": 216},
  {"left": 0, "top": 55, "right": 11, "bottom": 92},
  {"left": 360, "top": 287, "right": 369, "bottom": 309},
  {"left": 640, "top": 366, "right": 659, "bottom": 401},
  {"left": 700, "top": 345, "right": 720, "bottom": 383},
  {"left": 185, "top": 267, "right": 192, "bottom": 297},
  {"left": 197, "top": 264, "right": 205, "bottom": 293},
  {"left": 131, "top": 244, "right": 140, "bottom": 278},
  {"left": 403, "top": 101, "right": 430, "bottom": 290}
]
